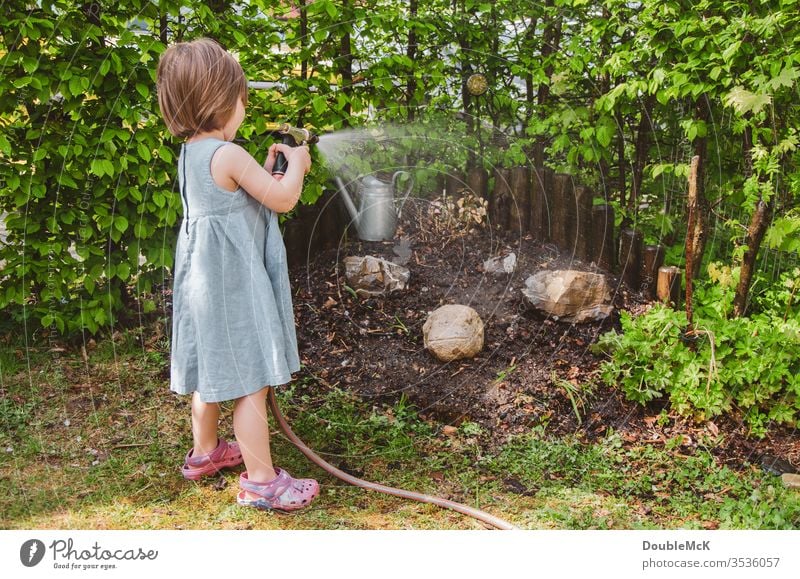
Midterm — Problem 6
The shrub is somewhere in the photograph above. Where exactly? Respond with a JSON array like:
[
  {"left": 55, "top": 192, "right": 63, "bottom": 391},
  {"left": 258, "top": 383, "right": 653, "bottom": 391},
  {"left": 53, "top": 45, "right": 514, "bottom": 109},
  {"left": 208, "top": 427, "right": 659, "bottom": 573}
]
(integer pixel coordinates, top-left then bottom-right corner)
[{"left": 596, "top": 270, "right": 800, "bottom": 436}]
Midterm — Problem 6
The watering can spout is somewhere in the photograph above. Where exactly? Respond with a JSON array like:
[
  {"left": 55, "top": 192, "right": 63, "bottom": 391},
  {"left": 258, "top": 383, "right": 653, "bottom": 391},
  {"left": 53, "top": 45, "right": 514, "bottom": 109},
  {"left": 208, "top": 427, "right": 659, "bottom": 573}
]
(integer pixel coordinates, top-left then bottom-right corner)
[{"left": 335, "top": 176, "right": 361, "bottom": 231}]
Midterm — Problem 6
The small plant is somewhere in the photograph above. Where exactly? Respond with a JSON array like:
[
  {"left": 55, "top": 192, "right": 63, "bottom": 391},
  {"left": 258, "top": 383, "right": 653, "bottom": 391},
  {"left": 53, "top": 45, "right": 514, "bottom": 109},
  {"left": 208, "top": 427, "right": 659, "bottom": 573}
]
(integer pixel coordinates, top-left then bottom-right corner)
[
  {"left": 459, "top": 420, "right": 484, "bottom": 437},
  {"left": 390, "top": 314, "right": 410, "bottom": 336},
  {"left": 551, "top": 372, "right": 591, "bottom": 425},
  {"left": 494, "top": 363, "right": 517, "bottom": 383}
]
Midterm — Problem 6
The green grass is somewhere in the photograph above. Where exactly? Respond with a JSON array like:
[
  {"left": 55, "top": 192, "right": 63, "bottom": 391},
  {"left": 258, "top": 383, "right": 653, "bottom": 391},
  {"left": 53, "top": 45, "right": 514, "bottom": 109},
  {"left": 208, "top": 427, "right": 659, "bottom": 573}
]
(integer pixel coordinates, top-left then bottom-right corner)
[{"left": 0, "top": 326, "right": 798, "bottom": 530}]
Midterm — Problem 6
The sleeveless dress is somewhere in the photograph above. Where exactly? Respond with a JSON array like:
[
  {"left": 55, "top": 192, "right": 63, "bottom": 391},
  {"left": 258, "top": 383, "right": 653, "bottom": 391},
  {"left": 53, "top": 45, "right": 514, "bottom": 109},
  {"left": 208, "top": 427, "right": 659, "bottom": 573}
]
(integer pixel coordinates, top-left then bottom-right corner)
[{"left": 169, "top": 137, "right": 300, "bottom": 403}]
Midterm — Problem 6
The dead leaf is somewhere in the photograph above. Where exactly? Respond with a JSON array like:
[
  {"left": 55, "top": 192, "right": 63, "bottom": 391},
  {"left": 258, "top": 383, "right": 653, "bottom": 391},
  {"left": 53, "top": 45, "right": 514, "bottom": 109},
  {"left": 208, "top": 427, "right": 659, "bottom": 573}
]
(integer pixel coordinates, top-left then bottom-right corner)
[{"left": 443, "top": 425, "right": 458, "bottom": 437}]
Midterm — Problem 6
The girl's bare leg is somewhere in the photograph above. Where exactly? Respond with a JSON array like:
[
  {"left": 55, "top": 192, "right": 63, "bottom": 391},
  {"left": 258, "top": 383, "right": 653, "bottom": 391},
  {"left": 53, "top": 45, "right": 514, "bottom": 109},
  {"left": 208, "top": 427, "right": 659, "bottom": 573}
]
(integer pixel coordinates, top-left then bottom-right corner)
[
  {"left": 234, "top": 387, "right": 278, "bottom": 499},
  {"left": 191, "top": 392, "right": 221, "bottom": 456}
]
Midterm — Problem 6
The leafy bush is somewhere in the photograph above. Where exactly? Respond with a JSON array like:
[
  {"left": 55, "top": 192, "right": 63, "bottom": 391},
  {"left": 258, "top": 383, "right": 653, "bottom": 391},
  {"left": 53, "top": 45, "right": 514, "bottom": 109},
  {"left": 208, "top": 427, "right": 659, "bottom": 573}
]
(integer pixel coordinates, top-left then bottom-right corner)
[{"left": 596, "top": 270, "right": 800, "bottom": 436}]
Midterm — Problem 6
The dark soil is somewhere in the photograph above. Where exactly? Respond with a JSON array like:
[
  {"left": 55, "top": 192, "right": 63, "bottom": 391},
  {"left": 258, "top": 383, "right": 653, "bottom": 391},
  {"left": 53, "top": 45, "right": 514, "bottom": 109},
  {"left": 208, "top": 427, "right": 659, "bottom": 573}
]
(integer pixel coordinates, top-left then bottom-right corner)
[{"left": 288, "top": 200, "right": 799, "bottom": 473}]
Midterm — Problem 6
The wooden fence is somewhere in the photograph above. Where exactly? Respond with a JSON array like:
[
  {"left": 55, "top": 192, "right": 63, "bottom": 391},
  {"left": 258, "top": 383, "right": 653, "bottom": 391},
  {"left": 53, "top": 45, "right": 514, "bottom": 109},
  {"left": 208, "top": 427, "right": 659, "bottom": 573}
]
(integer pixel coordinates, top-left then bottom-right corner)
[{"left": 283, "top": 168, "right": 681, "bottom": 305}]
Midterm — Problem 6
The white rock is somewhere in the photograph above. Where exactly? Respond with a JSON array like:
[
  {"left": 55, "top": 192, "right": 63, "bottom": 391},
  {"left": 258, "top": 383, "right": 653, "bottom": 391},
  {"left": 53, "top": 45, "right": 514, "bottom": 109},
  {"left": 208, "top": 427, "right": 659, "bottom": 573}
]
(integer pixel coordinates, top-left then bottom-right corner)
[
  {"left": 483, "top": 252, "right": 517, "bottom": 276},
  {"left": 522, "top": 270, "right": 613, "bottom": 323},
  {"left": 423, "top": 305, "right": 484, "bottom": 362}
]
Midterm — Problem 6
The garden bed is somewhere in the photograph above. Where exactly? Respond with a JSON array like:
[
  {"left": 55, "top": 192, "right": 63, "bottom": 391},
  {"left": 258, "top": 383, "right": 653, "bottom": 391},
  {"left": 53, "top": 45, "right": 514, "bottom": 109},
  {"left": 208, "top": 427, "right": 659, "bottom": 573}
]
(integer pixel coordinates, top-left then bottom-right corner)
[{"left": 288, "top": 198, "right": 800, "bottom": 473}]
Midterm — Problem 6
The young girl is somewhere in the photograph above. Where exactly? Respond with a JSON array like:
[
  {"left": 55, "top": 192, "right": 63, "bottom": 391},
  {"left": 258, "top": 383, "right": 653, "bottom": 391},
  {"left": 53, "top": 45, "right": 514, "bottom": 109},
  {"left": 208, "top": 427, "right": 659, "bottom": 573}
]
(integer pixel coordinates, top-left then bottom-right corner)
[{"left": 156, "top": 38, "right": 318, "bottom": 511}]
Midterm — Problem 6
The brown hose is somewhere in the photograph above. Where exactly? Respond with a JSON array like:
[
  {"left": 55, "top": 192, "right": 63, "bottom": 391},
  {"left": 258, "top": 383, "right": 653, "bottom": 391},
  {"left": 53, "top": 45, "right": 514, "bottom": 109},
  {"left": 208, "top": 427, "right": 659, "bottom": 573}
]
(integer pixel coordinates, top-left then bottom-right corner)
[{"left": 267, "top": 389, "right": 518, "bottom": 530}]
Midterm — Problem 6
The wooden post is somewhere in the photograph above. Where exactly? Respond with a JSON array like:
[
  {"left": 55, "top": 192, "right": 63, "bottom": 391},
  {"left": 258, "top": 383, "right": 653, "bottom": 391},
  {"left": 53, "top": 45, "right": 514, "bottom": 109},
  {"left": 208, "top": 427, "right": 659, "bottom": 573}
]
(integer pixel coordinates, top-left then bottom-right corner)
[
  {"left": 619, "top": 228, "right": 643, "bottom": 289},
  {"left": 657, "top": 266, "right": 682, "bottom": 308},
  {"left": 551, "top": 173, "right": 573, "bottom": 250},
  {"left": 490, "top": 168, "right": 512, "bottom": 231},
  {"left": 592, "top": 204, "right": 615, "bottom": 271},
  {"left": 530, "top": 166, "right": 552, "bottom": 241},
  {"left": 466, "top": 166, "right": 489, "bottom": 200},
  {"left": 685, "top": 155, "right": 701, "bottom": 325},
  {"left": 508, "top": 165, "right": 530, "bottom": 234},
  {"left": 641, "top": 244, "right": 665, "bottom": 300},
  {"left": 575, "top": 185, "right": 593, "bottom": 261}
]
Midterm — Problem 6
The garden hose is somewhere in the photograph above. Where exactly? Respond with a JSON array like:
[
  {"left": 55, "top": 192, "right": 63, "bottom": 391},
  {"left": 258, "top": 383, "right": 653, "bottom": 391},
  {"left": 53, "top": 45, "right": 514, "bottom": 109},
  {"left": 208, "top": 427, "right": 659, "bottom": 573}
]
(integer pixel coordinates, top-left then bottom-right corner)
[{"left": 267, "top": 388, "right": 518, "bottom": 530}]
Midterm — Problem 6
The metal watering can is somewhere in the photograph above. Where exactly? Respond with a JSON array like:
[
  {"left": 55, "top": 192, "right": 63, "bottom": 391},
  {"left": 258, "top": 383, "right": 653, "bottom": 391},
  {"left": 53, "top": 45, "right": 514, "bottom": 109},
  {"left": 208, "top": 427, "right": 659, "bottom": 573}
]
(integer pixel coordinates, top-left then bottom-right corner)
[{"left": 335, "top": 172, "right": 413, "bottom": 241}]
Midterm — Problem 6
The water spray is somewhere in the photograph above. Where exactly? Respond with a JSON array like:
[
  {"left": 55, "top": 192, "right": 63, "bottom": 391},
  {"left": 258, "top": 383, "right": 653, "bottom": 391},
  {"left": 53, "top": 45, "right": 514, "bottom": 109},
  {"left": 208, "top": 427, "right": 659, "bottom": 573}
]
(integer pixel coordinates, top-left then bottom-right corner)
[{"left": 250, "top": 82, "right": 516, "bottom": 530}]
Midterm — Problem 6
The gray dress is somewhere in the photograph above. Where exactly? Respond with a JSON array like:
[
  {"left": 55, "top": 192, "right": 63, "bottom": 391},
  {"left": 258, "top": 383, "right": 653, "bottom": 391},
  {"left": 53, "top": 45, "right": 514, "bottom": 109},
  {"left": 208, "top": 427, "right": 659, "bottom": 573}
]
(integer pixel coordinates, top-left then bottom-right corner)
[{"left": 169, "top": 137, "right": 300, "bottom": 403}]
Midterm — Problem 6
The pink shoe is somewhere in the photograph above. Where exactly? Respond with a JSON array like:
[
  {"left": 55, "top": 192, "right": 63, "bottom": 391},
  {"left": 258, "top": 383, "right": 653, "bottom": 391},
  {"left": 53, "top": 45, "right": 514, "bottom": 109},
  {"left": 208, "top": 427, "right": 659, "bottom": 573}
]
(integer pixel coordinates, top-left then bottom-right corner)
[
  {"left": 181, "top": 438, "right": 243, "bottom": 480},
  {"left": 237, "top": 468, "right": 319, "bottom": 512}
]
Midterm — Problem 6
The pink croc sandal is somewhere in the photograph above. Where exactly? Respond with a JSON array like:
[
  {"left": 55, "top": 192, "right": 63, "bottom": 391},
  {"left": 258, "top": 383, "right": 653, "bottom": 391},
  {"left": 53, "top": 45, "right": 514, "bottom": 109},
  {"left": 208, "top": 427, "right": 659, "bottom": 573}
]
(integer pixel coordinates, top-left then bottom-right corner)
[
  {"left": 181, "top": 438, "right": 243, "bottom": 481},
  {"left": 237, "top": 468, "right": 319, "bottom": 512}
]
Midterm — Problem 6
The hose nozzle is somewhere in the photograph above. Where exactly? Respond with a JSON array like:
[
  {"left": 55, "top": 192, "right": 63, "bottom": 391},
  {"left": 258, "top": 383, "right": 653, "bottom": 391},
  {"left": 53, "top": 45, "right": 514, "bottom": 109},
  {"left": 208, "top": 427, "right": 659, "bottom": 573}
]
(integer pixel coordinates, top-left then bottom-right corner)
[
  {"left": 266, "top": 122, "right": 319, "bottom": 146},
  {"left": 267, "top": 122, "right": 319, "bottom": 177}
]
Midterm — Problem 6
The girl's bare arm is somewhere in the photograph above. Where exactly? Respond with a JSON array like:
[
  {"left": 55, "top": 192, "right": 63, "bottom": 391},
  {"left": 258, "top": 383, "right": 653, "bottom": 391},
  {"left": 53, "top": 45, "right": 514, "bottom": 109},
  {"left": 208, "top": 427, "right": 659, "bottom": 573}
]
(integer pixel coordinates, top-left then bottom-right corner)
[{"left": 211, "top": 143, "right": 311, "bottom": 213}]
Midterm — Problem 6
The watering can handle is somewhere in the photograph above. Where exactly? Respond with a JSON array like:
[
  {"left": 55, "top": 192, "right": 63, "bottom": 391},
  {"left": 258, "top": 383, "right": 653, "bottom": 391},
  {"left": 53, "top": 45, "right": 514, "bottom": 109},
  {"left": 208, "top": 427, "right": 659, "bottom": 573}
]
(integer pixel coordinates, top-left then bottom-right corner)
[{"left": 392, "top": 171, "right": 414, "bottom": 218}]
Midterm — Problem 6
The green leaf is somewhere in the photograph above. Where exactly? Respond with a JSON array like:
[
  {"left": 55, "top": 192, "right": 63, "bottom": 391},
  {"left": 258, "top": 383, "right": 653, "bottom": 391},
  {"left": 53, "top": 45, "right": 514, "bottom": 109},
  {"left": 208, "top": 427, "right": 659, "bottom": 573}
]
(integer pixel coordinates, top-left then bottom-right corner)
[
  {"left": 158, "top": 146, "right": 173, "bottom": 163},
  {"left": 90, "top": 159, "right": 106, "bottom": 177},
  {"left": 723, "top": 86, "right": 772, "bottom": 115},
  {"left": 596, "top": 124, "right": 614, "bottom": 148},
  {"left": 138, "top": 143, "right": 151, "bottom": 162},
  {"left": 324, "top": 0, "right": 338, "bottom": 19},
  {"left": 136, "top": 83, "right": 149, "bottom": 99},
  {"left": 69, "top": 76, "right": 83, "bottom": 96},
  {"left": 312, "top": 96, "right": 327, "bottom": 115},
  {"left": 114, "top": 215, "right": 129, "bottom": 233},
  {"left": 768, "top": 66, "right": 800, "bottom": 90},
  {"left": 722, "top": 41, "right": 741, "bottom": 64},
  {"left": 0, "top": 134, "right": 10, "bottom": 155},
  {"left": 116, "top": 263, "right": 130, "bottom": 280}
]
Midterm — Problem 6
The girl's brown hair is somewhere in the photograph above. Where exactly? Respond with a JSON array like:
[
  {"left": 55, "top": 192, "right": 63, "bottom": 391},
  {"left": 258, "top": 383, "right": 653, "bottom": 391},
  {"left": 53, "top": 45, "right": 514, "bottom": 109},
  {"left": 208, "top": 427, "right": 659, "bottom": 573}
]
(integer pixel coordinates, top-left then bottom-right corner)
[{"left": 156, "top": 38, "right": 248, "bottom": 138}]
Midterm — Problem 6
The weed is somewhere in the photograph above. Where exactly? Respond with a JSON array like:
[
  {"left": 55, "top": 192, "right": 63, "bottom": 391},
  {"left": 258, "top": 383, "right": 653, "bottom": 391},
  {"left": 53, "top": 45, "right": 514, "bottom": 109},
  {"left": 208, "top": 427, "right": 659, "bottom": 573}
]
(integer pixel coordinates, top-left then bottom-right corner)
[
  {"left": 390, "top": 315, "right": 410, "bottom": 335},
  {"left": 551, "top": 371, "right": 591, "bottom": 425},
  {"left": 494, "top": 364, "right": 517, "bottom": 383},
  {"left": 343, "top": 284, "right": 359, "bottom": 300}
]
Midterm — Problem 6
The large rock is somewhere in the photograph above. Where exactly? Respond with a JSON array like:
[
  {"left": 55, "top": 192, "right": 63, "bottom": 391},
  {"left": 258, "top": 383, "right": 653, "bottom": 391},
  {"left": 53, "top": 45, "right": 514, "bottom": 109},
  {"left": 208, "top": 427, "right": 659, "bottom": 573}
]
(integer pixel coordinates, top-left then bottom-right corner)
[
  {"left": 423, "top": 304, "right": 484, "bottom": 362},
  {"left": 783, "top": 473, "right": 800, "bottom": 490},
  {"left": 344, "top": 255, "right": 410, "bottom": 297},
  {"left": 522, "top": 270, "right": 613, "bottom": 322}
]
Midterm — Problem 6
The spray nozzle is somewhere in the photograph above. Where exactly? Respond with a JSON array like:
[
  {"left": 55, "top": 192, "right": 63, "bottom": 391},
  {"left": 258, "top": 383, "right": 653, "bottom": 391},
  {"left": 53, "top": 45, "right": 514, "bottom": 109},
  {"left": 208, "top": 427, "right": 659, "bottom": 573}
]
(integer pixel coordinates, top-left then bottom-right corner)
[{"left": 265, "top": 122, "right": 319, "bottom": 146}]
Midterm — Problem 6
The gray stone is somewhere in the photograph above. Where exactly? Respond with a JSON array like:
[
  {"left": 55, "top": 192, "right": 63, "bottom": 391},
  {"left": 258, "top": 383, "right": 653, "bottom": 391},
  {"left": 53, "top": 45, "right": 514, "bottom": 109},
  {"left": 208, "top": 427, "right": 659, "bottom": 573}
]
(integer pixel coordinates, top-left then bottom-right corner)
[
  {"left": 344, "top": 255, "right": 410, "bottom": 297},
  {"left": 423, "top": 304, "right": 484, "bottom": 362},
  {"left": 522, "top": 270, "right": 613, "bottom": 322},
  {"left": 483, "top": 252, "right": 517, "bottom": 276}
]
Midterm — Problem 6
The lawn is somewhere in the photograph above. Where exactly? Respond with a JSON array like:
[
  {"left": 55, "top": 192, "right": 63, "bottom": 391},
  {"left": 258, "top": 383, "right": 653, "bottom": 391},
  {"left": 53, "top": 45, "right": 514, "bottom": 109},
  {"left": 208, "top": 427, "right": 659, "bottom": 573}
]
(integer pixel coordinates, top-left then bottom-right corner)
[{"left": 1, "top": 322, "right": 797, "bottom": 530}]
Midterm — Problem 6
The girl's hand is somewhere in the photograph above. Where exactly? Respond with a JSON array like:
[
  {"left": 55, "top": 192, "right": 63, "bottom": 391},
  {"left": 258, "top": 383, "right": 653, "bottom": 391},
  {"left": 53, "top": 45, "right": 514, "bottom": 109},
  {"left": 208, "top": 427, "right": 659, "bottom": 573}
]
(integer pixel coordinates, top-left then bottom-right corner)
[
  {"left": 290, "top": 145, "right": 312, "bottom": 175},
  {"left": 263, "top": 143, "right": 312, "bottom": 176},
  {"left": 263, "top": 143, "right": 281, "bottom": 173}
]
